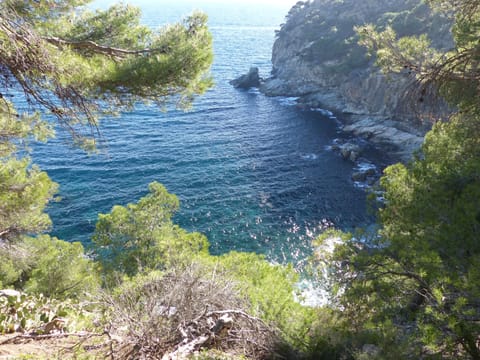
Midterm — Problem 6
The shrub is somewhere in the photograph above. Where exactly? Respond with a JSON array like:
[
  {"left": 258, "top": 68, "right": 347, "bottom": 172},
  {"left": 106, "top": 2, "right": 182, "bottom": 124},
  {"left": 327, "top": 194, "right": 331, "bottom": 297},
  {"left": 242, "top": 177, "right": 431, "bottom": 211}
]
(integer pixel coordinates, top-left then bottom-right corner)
[
  {"left": 0, "top": 235, "right": 99, "bottom": 299},
  {"left": 102, "top": 263, "right": 280, "bottom": 359},
  {"left": 92, "top": 182, "right": 209, "bottom": 284},
  {"left": 23, "top": 235, "right": 100, "bottom": 299},
  {"left": 0, "top": 291, "right": 94, "bottom": 334},
  {"left": 201, "top": 251, "right": 317, "bottom": 354}
]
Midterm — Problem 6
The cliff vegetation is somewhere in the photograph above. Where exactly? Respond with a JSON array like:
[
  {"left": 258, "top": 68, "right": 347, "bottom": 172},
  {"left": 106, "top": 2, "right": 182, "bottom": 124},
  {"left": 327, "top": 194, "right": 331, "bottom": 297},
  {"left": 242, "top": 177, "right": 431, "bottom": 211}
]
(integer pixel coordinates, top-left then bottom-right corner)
[{"left": 1, "top": 0, "right": 480, "bottom": 359}]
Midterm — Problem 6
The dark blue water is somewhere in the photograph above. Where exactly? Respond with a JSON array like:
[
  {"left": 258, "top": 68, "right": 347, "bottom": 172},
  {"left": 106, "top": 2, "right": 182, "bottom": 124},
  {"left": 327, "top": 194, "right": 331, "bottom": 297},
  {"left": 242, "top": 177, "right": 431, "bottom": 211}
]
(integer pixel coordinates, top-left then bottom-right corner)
[{"left": 31, "top": 1, "right": 384, "bottom": 263}]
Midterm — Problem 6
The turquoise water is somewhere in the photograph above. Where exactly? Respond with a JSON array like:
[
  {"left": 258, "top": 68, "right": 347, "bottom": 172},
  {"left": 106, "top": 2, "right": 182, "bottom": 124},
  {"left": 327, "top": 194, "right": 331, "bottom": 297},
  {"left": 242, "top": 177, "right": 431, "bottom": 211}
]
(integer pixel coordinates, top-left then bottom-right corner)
[{"left": 31, "top": 1, "right": 389, "bottom": 264}]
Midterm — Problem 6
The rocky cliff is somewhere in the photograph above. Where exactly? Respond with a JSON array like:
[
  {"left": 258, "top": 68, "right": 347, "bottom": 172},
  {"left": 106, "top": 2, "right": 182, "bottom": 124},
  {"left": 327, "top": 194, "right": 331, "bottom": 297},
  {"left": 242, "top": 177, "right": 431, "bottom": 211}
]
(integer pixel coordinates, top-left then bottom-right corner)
[{"left": 261, "top": 0, "right": 452, "bottom": 160}]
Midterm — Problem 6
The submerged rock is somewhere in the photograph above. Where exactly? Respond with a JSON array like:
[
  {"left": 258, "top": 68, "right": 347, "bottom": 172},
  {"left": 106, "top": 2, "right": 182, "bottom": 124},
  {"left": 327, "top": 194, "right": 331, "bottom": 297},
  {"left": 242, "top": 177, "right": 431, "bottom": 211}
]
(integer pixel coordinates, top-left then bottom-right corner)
[
  {"left": 230, "top": 67, "right": 262, "bottom": 89},
  {"left": 352, "top": 168, "right": 376, "bottom": 182}
]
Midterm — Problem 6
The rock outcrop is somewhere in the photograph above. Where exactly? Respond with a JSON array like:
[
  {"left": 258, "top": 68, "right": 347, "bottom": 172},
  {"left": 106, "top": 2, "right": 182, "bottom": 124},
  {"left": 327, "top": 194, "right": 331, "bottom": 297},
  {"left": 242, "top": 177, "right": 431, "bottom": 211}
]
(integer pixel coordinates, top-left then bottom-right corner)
[
  {"left": 261, "top": 0, "right": 452, "bottom": 160},
  {"left": 230, "top": 67, "right": 262, "bottom": 89}
]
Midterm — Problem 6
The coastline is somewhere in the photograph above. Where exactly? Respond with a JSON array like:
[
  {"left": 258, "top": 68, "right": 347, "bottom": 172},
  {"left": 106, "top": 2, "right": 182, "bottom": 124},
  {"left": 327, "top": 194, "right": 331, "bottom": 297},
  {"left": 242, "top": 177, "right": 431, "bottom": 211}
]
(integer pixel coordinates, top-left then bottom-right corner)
[
  {"left": 254, "top": 0, "right": 453, "bottom": 164},
  {"left": 259, "top": 77, "right": 428, "bottom": 163}
]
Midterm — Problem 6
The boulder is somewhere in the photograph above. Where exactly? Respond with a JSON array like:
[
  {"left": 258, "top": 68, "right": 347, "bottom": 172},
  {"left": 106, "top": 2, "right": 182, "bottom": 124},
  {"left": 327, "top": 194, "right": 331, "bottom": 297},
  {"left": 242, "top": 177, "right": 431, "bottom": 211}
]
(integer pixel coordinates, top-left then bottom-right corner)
[
  {"left": 230, "top": 67, "right": 261, "bottom": 89},
  {"left": 351, "top": 171, "right": 367, "bottom": 182},
  {"left": 337, "top": 142, "right": 362, "bottom": 162},
  {"left": 352, "top": 167, "right": 376, "bottom": 182}
]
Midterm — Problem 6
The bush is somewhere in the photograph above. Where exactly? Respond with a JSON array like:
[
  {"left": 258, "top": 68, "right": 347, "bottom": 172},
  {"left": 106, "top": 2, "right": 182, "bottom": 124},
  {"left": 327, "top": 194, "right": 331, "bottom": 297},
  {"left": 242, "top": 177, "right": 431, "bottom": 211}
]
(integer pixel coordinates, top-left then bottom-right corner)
[
  {"left": 92, "top": 182, "right": 209, "bottom": 284},
  {"left": 24, "top": 235, "right": 100, "bottom": 299},
  {"left": 0, "top": 241, "right": 32, "bottom": 289},
  {"left": 0, "top": 291, "right": 94, "bottom": 334},
  {"left": 102, "top": 263, "right": 281, "bottom": 359},
  {"left": 0, "top": 235, "right": 99, "bottom": 299},
  {"left": 201, "top": 251, "right": 317, "bottom": 354}
]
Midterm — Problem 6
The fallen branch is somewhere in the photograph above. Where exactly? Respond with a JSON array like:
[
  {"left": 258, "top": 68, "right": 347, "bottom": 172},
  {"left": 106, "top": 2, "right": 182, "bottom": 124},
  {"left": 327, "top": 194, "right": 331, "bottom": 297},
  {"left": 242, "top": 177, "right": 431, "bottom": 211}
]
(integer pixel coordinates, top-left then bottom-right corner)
[
  {"left": 206, "top": 309, "right": 269, "bottom": 328},
  {"left": 103, "top": 265, "right": 280, "bottom": 359},
  {"left": 161, "top": 310, "right": 269, "bottom": 359},
  {"left": 161, "top": 335, "right": 210, "bottom": 360}
]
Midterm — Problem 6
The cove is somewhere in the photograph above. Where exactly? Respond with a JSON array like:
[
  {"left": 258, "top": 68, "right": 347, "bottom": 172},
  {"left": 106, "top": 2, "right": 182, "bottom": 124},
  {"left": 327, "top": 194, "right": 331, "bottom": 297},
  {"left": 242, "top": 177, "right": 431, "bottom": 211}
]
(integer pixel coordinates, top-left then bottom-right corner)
[{"left": 32, "top": 1, "right": 391, "bottom": 264}]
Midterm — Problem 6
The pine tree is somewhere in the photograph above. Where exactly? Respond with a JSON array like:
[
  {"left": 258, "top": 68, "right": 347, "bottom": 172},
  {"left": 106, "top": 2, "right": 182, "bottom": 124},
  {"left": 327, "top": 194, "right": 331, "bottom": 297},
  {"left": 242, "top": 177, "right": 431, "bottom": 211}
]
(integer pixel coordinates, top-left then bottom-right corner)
[
  {"left": 323, "top": 1, "right": 480, "bottom": 358},
  {"left": 0, "top": 0, "right": 213, "bottom": 242}
]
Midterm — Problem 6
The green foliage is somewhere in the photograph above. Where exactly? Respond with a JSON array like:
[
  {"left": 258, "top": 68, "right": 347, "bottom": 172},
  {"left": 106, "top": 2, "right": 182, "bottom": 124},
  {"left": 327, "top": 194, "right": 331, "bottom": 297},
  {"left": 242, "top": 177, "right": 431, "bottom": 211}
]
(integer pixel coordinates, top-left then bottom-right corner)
[
  {"left": 0, "top": 236, "right": 99, "bottom": 299},
  {"left": 0, "top": 243, "right": 30, "bottom": 289},
  {"left": 376, "top": 113, "right": 480, "bottom": 357},
  {"left": 59, "top": 4, "right": 151, "bottom": 47},
  {"left": 357, "top": 24, "right": 441, "bottom": 74},
  {"left": 0, "top": 157, "right": 57, "bottom": 241},
  {"left": 5, "top": 0, "right": 91, "bottom": 24},
  {"left": 323, "top": 2, "right": 480, "bottom": 356},
  {"left": 0, "top": 101, "right": 54, "bottom": 157},
  {"left": 23, "top": 236, "right": 100, "bottom": 299},
  {"left": 200, "top": 251, "right": 317, "bottom": 352},
  {"left": 0, "top": 1, "right": 213, "bottom": 142},
  {"left": 0, "top": 291, "right": 93, "bottom": 334},
  {"left": 0, "top": 97, "right": 56, "bottom": 242},
  {"left": 297, "top": 308, "right": 354, "bottom": 360},
  {"left": 102, "top": 11, "right": 214, "bottom": 109},
  {"left": 92, "top": 182, "right": 209, "bottom": 282},
  {"left": 323, "top": 128, "right": 480, "bottom": 356}
]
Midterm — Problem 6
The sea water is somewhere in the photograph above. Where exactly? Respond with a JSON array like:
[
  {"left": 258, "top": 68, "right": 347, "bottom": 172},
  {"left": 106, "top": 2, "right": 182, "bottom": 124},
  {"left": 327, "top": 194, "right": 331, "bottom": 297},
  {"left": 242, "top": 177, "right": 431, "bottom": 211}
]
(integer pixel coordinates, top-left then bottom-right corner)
[{"left": 31, "top": 0, "right": 390, "bottom": 265}]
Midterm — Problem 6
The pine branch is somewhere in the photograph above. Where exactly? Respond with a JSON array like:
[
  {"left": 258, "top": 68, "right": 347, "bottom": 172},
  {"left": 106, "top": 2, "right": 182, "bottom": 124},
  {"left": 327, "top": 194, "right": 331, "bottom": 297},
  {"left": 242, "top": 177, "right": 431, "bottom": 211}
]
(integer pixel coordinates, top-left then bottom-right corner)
[{"left": 43, "top": 37, "right": 170, "bottom": 58}]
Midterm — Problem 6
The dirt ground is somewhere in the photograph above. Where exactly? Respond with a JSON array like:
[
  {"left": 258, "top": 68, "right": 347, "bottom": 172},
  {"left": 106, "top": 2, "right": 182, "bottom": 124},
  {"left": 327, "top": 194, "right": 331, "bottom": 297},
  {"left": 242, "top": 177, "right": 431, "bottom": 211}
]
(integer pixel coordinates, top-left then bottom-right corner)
[{"left": 0, "top": 333, "right": 106, "bottom": 359}]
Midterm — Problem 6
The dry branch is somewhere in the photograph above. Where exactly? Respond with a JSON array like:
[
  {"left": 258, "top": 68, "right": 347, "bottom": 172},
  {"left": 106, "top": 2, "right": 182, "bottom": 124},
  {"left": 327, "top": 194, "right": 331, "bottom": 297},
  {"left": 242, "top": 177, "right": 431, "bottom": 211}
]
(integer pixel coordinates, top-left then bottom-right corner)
[{"left": 102, "top": 263, "right": 281, "bottom": 359}]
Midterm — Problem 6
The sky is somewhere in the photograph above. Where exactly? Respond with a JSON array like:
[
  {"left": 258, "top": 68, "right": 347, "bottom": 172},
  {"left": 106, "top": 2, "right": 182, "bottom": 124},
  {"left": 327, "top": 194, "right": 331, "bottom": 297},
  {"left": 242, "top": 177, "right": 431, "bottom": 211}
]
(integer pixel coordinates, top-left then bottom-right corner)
[
  {"left": 91, "top": 0, "right": 299, "bottom": 16},
  {"left": 161, "top": 0, "right": 297, "bottom": 3},
  {"left": 202, "top": 0, "right": 298, "bottom": 3},
  {"left": 125, "top": 0, "right": 299, "bottom": 5}
]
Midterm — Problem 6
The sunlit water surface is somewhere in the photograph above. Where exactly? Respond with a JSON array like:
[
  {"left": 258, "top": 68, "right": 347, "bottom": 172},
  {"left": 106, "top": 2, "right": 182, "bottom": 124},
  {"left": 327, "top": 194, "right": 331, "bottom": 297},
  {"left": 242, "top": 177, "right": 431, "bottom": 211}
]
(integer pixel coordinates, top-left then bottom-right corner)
[{"left": 31, "top": 1, "right": 390, "bottom": 265}]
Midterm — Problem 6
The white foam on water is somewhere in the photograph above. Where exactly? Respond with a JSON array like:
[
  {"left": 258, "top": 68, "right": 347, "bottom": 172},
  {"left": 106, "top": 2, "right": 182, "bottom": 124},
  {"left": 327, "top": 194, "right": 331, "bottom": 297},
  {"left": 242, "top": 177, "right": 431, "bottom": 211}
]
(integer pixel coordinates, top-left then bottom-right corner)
[
  {"left": 276, "top": 96, "right": 299, "bottom": 106},
  {"left": 301, "top": 153, "right": 318, "bottom": 160},
  {"left": 296, "top": 279, "right": 329, "bottom": 307},
  {"left": 247, "top": 87, "right": 261, "bottom": 95},
  {"left": 295, "top": 234, "right": 344, "bottom": 307},
  {"left": 312, "top": 108, "right": 334, "bottom": 117}
]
